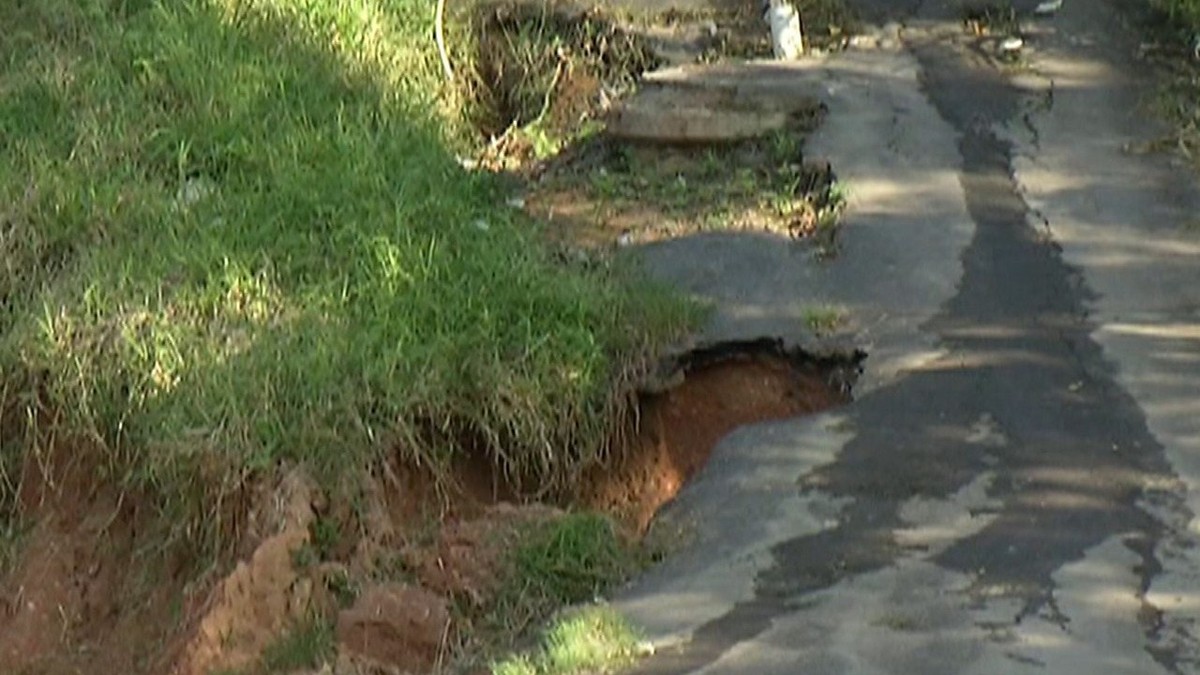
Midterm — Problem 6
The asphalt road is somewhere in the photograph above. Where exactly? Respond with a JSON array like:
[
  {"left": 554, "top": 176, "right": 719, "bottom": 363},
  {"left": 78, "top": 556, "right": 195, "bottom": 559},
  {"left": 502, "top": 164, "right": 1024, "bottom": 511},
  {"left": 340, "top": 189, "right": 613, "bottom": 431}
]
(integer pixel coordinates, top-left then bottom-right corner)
[{"left": 613, "top": 0, "right": 1200, "bottom": 672}]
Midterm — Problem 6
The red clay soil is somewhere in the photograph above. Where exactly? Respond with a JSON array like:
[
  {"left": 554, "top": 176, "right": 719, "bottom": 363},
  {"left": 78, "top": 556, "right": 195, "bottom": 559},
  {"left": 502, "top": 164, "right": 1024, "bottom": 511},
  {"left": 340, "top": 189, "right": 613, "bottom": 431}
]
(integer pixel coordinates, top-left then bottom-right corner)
[
  {"left": 0, "top": 354, "right": 847, "bottom": 674},
  {"left": 0, "top": 446, "right": 190, "bottom": 675},
  {"left": 582, "top": 354, "right": 848, "bottom": 533}
]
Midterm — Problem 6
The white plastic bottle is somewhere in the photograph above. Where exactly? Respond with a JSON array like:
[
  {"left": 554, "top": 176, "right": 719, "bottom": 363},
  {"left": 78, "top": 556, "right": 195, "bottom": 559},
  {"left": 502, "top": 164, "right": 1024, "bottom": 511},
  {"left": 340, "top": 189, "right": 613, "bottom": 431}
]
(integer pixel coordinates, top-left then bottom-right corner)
[{"left": 766, "top": 0, "right": 804, "bottom": 60}]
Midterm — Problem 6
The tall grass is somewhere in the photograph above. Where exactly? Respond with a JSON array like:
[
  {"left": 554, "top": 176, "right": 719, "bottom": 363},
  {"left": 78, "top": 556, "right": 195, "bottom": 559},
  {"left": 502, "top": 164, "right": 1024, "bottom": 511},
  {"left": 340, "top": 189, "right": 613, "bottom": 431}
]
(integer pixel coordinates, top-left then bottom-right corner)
[
  {"left": 1155, "top": 0, "right": 1200, "bottom": 29},
  {"left": 0, "top": 0, "right": 695, "bottom": 547}
]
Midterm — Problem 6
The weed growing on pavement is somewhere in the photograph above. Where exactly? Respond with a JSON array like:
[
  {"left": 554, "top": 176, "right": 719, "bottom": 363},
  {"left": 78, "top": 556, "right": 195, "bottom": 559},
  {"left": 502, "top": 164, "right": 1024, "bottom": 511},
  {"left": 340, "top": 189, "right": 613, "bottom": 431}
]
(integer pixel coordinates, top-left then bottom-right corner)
[{"left": 803, "top": 305, "right": 847, "bottom": 335}]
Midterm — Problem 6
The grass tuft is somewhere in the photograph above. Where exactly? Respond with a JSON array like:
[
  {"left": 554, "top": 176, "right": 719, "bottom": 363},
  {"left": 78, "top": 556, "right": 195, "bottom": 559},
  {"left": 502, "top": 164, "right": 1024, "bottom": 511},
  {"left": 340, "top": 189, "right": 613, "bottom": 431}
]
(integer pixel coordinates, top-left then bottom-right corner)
[
  {"left": 492, "top": 605, "right": 644, "bottom": 675},
  {"left": 260, "top": 618, "right": 336, "bottom": 673},
  {"left": 803, "top": 304, "right": 847, "bottom": 335},
  {"left": 478, "top": 511, "right": 637, "bottom": 650},
  {"left": 512, "top": 512, "right": 632, "bottom": 604}
]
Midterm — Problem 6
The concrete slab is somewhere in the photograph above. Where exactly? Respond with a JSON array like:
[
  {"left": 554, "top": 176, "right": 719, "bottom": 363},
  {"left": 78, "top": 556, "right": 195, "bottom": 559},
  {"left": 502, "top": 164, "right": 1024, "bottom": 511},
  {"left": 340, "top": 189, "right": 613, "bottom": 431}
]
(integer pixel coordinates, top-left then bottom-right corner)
[{"left": 607, "top": 61, "right": 824, "bottom": 142}]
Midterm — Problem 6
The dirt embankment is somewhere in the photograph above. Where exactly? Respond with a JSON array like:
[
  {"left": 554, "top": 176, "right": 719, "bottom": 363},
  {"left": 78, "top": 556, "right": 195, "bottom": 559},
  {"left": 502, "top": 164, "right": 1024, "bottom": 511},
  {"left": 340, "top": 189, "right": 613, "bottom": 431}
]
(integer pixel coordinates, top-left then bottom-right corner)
[
  {"left": 583, "top": 345, "right": 854, "bottom": 533},
  {"left": 0, "top": 344, "right": 852, "bottom": 674}
]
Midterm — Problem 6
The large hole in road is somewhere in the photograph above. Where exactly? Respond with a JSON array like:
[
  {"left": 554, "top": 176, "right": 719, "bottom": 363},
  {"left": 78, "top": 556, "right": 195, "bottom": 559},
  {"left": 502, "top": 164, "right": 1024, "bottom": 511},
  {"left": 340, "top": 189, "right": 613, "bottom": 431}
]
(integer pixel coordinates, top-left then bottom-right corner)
[{"left": 583, "top": 338, "right": 863, "bottom": 533}]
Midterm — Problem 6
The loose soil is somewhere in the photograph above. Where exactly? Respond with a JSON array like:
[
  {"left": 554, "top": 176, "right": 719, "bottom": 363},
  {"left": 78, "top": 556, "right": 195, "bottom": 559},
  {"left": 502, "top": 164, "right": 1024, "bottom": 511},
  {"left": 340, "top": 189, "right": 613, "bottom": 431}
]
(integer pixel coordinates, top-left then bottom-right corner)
[
  {"left": 0, "top": 445, "right": 192, "bottom": 675},
  {"left": 584, "top": 350, "right": 852, "bottom": 533},
  {"left": 526, "top": 134, "right": 841, "bottom": 251}
]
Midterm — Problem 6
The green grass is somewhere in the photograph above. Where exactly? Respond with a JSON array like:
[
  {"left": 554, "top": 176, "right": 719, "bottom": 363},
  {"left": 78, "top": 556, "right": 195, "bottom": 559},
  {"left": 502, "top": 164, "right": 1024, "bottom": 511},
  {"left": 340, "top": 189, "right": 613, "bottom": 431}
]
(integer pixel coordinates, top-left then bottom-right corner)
[
  {"left": 0, "top": 0, "right": 696, "bottom": 552},
  {"left": 1140, "top": 0, "right": 1200, "bottom": 170},
  {"left": 492, "top": 605, "right": 645, "bottom": 675},
  {"left": 1153, "top": 73, "right": 1200, "bottom": 162},
  {"left": 478, "top": 512, "right": 637, "bottom": 651},
  {"left": 802, "top": 304, "right": 846, "bottom": 335},
  {"left": 512, "top": 513, "right": 633, "bottom": 604},
  {"left": 1155, "top": 0, "right": 1200, "bottom": 29},
  {"left": 260, "top": 618, "right": 336, "bottom": 673},
  {"left": 210, "top": 618, "right": 335, "bottom": 675}
]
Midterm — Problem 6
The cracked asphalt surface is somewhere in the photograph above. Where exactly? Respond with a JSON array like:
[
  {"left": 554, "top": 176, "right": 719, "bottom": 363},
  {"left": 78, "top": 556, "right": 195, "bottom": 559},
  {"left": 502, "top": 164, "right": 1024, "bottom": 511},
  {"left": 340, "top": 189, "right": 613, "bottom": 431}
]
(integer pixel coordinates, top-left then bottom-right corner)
[{"left": 608, "top": 0, "right": 1200, "bottom": 672}]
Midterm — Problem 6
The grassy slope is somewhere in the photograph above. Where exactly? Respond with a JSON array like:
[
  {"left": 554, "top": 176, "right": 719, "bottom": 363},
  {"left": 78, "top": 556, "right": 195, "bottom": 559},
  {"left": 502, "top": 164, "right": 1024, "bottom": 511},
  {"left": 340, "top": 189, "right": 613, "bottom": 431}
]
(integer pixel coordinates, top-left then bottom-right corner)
[{"left": 0, "top": 0, "right": 694, "bottom": 545}]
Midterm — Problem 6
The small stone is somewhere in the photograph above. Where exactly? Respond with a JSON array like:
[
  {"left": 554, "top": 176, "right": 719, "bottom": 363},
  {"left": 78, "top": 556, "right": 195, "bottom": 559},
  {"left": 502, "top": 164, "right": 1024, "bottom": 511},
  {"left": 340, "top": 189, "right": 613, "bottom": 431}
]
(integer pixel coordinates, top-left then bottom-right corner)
[{"left": 999, "top": 37, "right": 1024, "bottom": 53}]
